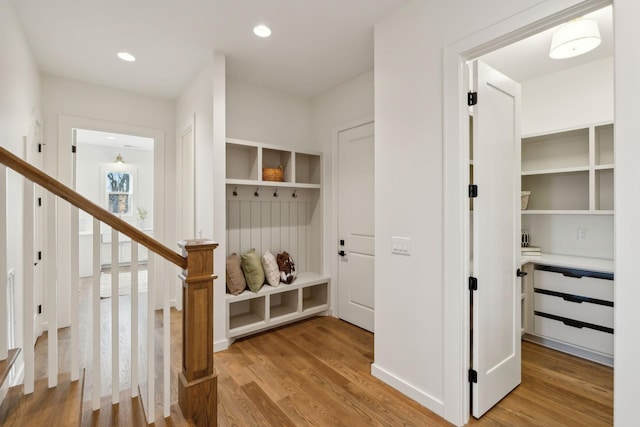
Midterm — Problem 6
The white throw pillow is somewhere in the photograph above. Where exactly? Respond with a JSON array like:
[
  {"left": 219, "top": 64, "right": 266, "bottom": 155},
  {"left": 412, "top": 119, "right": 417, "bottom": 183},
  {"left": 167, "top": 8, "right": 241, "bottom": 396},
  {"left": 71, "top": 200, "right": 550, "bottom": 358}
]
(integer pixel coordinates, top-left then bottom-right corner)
[{"left": 262, "top": 251, "right": 281, "bottom": 287}]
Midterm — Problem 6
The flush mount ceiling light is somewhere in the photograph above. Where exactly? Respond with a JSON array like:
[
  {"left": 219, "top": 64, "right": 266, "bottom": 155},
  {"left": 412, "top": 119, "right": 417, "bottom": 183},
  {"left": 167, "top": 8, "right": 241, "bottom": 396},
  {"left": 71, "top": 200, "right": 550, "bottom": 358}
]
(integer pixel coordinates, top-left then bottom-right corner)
[
  {"left": 549, "top": 19, "right": 601, "bottom": 59},
  {"left": 253, "top": 24, "right": 272, "bottom": 38},
  {"left": 117, "top": 52, "right": 136, "bottom": 62},
  {"left": 115, "top": 153, "right": 125, "bottom": 163}
]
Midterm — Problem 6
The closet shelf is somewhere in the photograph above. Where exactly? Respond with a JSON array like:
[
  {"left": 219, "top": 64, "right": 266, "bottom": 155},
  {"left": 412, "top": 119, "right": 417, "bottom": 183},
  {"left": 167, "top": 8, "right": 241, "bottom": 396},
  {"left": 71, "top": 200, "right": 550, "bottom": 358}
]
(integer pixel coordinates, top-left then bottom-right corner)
[
  {"left": 522, "top": 210, "right": 614, "bottom": 215},
  {"left": 225, "top": 179, "right": 321, "bottom": 189},
  {"left": 522, "top": 166, "right": 589, "bottom": 176}
]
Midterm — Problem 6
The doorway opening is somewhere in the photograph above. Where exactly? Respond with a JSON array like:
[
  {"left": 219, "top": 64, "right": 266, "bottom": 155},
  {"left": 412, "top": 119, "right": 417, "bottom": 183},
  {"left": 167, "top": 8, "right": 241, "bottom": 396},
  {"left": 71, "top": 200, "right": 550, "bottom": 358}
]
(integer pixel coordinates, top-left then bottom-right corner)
[
  {"left": 74, "top": 129, "right": 154, "bottom": 294},
  {"left": 466, "top": 3, "right": 613, "bottom": 422}
]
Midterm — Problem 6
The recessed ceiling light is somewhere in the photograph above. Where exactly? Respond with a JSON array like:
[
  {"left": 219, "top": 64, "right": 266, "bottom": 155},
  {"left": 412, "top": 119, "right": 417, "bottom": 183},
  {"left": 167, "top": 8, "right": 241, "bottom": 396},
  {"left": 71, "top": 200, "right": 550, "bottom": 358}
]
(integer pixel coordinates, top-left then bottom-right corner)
[
  {"left": 117, "top": 52, "right": 136, "bottom": 62},
  {"left": 253, "top": 24, "right": 272, "bottom": 38},
  {"left": 106, "top": 136, "right": 116, "bottom": 140}
]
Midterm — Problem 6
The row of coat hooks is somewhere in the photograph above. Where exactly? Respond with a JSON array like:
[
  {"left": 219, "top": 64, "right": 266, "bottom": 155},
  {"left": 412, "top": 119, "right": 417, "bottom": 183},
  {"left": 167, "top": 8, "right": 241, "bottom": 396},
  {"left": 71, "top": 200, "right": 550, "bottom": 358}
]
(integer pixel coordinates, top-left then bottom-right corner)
[{"left": 232, "top": 186, "right": 298, "bottom": 198}]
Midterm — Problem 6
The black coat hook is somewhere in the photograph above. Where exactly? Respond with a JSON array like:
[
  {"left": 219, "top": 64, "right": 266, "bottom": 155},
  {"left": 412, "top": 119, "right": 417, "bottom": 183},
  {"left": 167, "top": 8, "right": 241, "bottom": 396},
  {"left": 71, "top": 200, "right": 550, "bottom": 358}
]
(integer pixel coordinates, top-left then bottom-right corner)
[
  {"left": 273, "top": 188, "right": 279, "bottom": 198},
  {"left": 232, "top": 186, "right": 238, "bottom": 196},
  {"left": 254, "top": 188, "right": 260, "bottom": 197},
  {"left": 292, "top": 189, "right": 298, "bottom": 198}
]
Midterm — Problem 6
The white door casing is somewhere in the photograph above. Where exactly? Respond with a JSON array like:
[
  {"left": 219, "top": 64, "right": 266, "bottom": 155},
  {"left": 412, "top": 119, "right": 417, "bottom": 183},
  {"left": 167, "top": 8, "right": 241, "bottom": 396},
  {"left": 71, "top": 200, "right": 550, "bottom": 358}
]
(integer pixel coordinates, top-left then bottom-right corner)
[
  {"left": 338, "top": 121, "right": 375, "bottom": 332},
  {"left": 471, "top": 61, "right": 522, "bottom": 418}
]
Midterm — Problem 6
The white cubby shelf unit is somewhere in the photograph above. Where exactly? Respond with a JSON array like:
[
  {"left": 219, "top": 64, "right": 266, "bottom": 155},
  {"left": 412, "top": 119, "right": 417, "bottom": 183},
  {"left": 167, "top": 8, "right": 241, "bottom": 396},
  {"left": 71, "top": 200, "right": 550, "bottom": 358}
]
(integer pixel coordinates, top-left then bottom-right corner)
[
  {"left": 521, "top": 122, "right": 614, "bottom": 215},
  {"left": 225, "top": 138, "right": 329, "bottom": 341},
  {"left": 227, "top": 273, "right": 330, "bottom": 339},
  {"left": 226, "top": 138, "right": 321, "bottom": 188}
]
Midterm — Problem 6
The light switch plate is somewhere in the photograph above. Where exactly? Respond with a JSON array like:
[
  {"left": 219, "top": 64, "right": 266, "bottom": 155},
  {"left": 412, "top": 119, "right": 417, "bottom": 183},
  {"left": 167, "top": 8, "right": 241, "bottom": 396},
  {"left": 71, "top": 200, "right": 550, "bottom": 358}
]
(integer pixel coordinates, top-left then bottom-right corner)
[{"left": 391, "top": 236, "right": 411, "bottom": 255}]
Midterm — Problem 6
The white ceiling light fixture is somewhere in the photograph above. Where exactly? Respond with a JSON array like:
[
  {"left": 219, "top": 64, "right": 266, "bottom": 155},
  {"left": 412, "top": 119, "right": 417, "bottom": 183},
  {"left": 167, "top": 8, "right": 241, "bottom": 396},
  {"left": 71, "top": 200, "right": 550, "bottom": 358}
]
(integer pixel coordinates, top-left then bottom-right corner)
[
  {"left": 117, "top": 51, "right": 136, "bottom": 62},
  {"left": 253, "top": 24, "right": 272, "bottom": 38},
  {"left": 549, "top": 19, "right": 601, "bottom": 59}
]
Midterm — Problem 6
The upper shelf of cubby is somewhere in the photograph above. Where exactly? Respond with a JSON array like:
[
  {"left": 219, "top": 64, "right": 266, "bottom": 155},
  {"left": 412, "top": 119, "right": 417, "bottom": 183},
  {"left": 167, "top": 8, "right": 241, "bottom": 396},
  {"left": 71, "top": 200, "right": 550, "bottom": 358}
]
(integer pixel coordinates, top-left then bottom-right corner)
[{"left": 226, "top": 138, "right": 322, "bottom": 189}]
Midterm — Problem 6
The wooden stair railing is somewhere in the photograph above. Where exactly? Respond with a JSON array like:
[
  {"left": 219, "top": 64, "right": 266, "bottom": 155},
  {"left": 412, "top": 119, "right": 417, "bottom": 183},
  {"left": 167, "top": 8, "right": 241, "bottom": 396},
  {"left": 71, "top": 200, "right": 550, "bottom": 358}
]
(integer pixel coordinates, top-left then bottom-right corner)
[{"left": 0, "top": 146, "right": 218, "bottom": 427}]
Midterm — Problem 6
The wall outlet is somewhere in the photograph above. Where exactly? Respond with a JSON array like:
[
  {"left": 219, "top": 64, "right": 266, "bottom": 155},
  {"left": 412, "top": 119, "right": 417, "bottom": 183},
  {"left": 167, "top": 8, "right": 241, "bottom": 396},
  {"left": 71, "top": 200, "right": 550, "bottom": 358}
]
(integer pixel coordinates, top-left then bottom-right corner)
[
  {"left": 577, "top": 228, "right": 587, "bottom": 241},
  {"left": 391, "top": 236, "right": 411, "bottom": 255}
]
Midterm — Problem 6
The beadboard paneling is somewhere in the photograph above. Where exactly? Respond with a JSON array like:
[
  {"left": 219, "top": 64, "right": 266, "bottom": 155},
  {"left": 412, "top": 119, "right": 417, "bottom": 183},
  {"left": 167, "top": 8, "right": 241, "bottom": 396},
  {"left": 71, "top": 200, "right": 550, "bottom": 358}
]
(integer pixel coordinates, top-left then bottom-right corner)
[{"left": 227, "top": 187, "right": 313, "bottom": 272}]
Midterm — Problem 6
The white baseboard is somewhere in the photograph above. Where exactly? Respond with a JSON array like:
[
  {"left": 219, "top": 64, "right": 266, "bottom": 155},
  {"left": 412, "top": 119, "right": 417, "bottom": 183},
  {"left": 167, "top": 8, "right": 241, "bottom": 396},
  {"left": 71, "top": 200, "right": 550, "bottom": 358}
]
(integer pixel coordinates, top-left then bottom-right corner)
[
  {"left": 371, "top": 363, "right": 445, "bottom": 418},
  {"left": 214, "top": 339, "right": 229, "bottom": 352}
]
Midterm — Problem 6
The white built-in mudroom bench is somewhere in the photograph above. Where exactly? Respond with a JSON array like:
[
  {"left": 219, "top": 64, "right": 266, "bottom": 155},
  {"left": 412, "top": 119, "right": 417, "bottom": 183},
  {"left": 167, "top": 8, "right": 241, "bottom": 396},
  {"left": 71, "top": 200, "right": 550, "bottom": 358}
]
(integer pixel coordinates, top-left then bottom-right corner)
[{"left": 225, "top": 138, "right": 330, "bottom": 343}]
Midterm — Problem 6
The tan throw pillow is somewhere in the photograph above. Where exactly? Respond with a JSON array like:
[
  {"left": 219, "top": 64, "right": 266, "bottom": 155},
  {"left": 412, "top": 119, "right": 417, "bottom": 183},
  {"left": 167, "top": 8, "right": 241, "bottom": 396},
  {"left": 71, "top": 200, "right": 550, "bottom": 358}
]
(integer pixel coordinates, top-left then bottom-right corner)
[
  {"left": 241, "top": 249, "right": 265, "bottom": 292},
  {"left": 226, "top": 253, "right": 246, "bottom": 295},
  {"left": 262, "top": 251, "right": 281, "bottom": 287}
]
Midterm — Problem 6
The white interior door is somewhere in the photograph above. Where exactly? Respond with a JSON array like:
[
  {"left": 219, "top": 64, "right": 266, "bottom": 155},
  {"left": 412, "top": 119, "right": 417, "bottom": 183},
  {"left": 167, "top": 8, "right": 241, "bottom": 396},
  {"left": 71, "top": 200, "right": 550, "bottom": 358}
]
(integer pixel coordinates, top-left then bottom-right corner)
[
  {"left": 25, "top": 120, "right": 45, "bottom": 336},
  {"left": 471, "top": 61, "right": 522, "bottom": 418},
  {"left": 338, "top": 121, "right": 375, "bottom": 332}
]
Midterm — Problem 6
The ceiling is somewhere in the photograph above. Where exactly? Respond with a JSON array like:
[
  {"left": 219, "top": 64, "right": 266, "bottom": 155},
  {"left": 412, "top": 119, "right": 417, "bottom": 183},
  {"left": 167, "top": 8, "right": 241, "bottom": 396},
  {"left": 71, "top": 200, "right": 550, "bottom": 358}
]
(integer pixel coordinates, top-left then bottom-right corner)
[
  {"left": 77, "top": 129, "right": 154, "bottom": 151},
  {"left": 9, "top": 0, "right": 411, "bottom": 99},
  {"left": 10, "top": 2, "right": 613, "bottom": 100},
  {"left": 481, "top": 6, "right": 613, "bottom": 83}
]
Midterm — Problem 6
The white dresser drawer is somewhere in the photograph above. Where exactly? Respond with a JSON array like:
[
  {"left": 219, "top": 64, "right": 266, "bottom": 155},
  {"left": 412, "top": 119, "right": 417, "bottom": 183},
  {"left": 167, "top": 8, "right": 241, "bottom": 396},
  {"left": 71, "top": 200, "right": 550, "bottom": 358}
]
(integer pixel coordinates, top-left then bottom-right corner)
[
  {"left": 534, "top": 292, "right": 613, "bottom": 328},
  {"left": 534, "top": 314, "right": 613, "bottom": 356},
  {"left": 534, "top": 268, "right": 613, "bottom": 302}
]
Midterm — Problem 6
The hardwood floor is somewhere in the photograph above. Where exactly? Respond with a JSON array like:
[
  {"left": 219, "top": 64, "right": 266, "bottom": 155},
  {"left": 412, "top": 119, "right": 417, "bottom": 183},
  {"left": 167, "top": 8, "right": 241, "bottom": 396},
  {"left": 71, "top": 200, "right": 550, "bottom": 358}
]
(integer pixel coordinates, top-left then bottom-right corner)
[{"left": 27, "top": 290, "right": 613, "bottom": 426}]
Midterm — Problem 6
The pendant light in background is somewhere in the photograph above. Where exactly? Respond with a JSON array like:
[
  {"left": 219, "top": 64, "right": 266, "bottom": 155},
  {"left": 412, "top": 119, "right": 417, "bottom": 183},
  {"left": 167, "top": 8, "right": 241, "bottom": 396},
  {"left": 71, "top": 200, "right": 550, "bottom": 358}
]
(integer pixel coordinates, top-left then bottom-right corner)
[{"left": 549, "top": 19, "right": 601, "bottom": 59}]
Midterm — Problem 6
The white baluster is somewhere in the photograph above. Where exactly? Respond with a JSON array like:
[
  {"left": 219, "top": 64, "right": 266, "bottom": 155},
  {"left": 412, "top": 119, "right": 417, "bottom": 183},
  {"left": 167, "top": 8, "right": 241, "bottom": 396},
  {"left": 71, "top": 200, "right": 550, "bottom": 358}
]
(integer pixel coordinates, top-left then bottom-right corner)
[
  {"left": 0, "top": 165, "right": 7, "bottom": 360},
  {"left": 164, "top": 261, "right": 170, "bottom": 418},
  {"left": 147, "top": 253, "right": 155, "bottom": 422},
  {"left": 130, "top": 242, "right": 138, "bottom": 398},
  {"left": 46, "top": 192, "right": 58, "bottom": 388},
  {"left": 23, "top": 177, "right": 34, "bottom": 394},
  {"left": 92, "top": 218, "right": 101, "bottom": 410},
  {"left": 111, "top": 228, "right": 119, "bottom": 404},
  {"left": 70, "top": 205, "right": 79, "bottom": 381}
]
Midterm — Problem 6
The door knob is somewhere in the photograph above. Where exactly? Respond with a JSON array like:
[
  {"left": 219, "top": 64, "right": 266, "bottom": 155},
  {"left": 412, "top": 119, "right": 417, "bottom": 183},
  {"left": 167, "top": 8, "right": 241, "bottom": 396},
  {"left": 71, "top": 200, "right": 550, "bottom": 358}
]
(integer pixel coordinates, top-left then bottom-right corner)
[
  {"left": 516, "top": 268, "right": 527, "bottom": 277},
  {"left": 338, "top": 250, "right": 346, "bottom": 257}
]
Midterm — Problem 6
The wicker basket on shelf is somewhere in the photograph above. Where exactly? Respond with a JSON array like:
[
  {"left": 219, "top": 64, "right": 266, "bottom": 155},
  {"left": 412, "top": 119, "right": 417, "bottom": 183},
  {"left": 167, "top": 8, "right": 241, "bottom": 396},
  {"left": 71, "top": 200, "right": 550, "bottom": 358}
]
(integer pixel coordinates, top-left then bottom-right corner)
[
  {"left": 521, "top": 191, "right": 531, "bottom": 210},
  {"left": 262, "top": 165, "right": 284, "bottom": 182}
]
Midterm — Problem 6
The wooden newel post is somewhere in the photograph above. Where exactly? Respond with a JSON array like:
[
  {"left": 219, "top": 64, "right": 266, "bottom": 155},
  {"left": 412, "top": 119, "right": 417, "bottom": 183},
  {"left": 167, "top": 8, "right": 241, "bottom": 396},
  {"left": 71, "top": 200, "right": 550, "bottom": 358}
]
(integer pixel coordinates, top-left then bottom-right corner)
[{"left": 177, "top": 239, "right": 219, "bottom": 426}]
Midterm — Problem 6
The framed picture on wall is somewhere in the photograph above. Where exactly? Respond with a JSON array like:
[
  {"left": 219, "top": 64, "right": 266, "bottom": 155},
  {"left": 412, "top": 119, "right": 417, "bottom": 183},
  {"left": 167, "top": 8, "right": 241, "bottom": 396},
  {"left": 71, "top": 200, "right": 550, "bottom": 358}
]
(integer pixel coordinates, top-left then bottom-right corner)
[{"left": 103, "top": 169, "right": 135, "bottom": 216}]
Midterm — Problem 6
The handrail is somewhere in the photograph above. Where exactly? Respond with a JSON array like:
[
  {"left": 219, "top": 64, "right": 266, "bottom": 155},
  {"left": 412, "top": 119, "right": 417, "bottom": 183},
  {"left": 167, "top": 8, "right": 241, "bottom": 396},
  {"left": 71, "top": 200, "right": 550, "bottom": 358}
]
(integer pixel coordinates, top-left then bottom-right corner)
[{"left": 0, "top": 146, "right": 187, "bottom": 269}]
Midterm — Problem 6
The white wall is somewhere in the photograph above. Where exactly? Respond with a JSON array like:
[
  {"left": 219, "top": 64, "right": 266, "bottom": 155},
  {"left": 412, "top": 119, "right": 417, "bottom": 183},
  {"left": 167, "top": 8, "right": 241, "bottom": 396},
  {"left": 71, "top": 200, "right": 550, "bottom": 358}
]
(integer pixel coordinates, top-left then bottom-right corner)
[
  {"left": 176, "top": 56, "right": 215, "bottom": 240},
  {"left": 226, "top": 78, "right": 312, "bottom": 149},
  {"left": 521, "top": 56, "right": 613, "bottom": 136},
  {"left": 310, "top": 70, "right": 374, "bottom": 309},
  {"left": 613, "top": 1, "right": 640, "bottom": 424},
  {"left": 520, "top": 56, "right": 614, "bottom": 258},
  {"left": 76, "top": 144, "right": 155, "bottom": 231},
  {"left": 373, "top": 0, "right": 610, "bottom": 424},
  {"left": 177, "top": 52, "right": 228, "bottom": 350},
  {"left": 41, "top": 75, "right": 176, "bottom": 324},
  {"left": 0, "top": 0, "right": 41, "bottom": 352}
]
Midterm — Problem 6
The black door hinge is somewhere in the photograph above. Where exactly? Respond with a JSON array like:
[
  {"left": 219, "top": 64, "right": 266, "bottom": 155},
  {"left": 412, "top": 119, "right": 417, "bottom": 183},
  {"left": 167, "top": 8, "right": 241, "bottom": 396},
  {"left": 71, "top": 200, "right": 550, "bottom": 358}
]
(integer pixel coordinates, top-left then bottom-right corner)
[
  {"left": 38, "top": 197, "right": 42, "bottom": 207},
  {"left": 468, "top": 184, "right": 478, "bottom": 198},
  {"left": 469, "top": 277, "right": 478, "bottom": 291},
  {"left": 469, "top": 368, "right": 478, "bottom": 383},
  {"left": 71, "top": 145, "right": 76, "bottom": 153},
  {"left": 37, "top": 304, "right": 42, "bottom": 314},
  {"left": 38, "top": 143, "right": 42, "bottom": 153},
  {"left": 38, "top": 251, "right": 42, "bottom": 261},
  {"left": 468, "top": 91, "right": 478, "bottom": 106}
]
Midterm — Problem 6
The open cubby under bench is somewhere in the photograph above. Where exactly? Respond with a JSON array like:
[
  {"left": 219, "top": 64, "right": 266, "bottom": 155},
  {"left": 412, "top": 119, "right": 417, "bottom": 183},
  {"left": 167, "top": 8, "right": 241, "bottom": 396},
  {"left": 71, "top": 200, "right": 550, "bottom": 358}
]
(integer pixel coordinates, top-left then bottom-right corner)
[{"left": 226, "top": 272, "right": 330, "bottom": 342}]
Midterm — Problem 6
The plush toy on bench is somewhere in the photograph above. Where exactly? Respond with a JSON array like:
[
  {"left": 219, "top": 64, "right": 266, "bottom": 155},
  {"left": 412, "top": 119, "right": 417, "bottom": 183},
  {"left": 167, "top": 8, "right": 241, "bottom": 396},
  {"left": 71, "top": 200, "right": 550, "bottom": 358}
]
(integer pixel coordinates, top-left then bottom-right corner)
[{"left": 277, "top": 251, "right": 297, "bottom": 284}]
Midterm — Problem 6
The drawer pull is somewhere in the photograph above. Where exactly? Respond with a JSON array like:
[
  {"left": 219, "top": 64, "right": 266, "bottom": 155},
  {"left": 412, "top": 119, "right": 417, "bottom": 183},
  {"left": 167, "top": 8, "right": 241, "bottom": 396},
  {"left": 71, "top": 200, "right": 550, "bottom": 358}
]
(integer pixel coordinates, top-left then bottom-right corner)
[
  {"left": 562, "top": 295, "right": 585, "bottom": 304},
  {"left": 534, "top": 288, "right": 613, "bottom": 307},
  {"left": 534, "top": 264, "right": 614, "bottom": 281},
  {"left": 535, "top": 311, "right": 614, "bottom": 334},
  {"left": 562, "top": 319, "right": 584, "bottom": 329}
]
